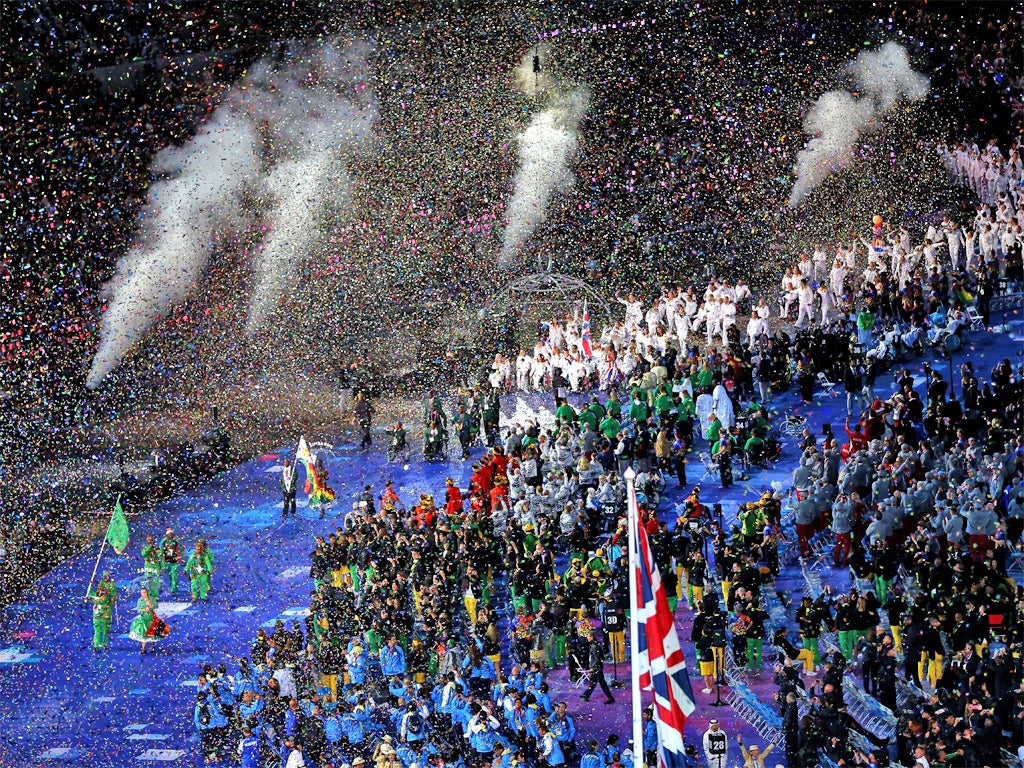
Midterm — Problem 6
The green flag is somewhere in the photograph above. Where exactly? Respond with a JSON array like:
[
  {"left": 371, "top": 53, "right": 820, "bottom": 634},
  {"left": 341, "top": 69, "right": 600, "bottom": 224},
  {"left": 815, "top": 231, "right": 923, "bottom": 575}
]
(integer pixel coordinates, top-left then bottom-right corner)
[{"left": 105, "top": 499, "right": 129, "bottom": 555}]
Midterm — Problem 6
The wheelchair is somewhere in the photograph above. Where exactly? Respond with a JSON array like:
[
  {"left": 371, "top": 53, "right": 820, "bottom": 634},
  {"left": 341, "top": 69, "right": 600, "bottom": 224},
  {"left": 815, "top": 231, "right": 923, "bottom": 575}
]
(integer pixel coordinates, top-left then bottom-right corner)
[
  {"left": 386, "top": 427, "right": 410, "bottom": 463},
  {"left": 423, "top": 426, "right": 448, "bottom": 461}
]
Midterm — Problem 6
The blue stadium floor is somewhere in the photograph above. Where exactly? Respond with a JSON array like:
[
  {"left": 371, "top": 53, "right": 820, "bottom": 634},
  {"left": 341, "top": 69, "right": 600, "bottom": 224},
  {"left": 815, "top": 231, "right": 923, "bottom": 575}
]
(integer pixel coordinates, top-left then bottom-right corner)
[{"left": 1, "top": 318, "right": 1021, "bottom": 768}]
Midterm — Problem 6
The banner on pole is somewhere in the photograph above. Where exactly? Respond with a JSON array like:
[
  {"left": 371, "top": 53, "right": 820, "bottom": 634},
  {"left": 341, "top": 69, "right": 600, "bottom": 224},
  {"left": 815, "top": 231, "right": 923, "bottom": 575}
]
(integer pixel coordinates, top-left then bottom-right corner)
[{"left": 105, "top": 499, "right": 130, "bottom": 555}]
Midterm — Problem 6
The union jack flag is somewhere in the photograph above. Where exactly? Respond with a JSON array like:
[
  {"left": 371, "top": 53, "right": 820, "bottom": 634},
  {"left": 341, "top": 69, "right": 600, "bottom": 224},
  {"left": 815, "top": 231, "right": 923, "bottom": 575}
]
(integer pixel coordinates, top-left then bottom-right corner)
[
  {"left": 581, "top": 301, "right": 593, "bottom": 358},
  {"left": 631, "top": 483, "right": 696, "bottom": 768}
]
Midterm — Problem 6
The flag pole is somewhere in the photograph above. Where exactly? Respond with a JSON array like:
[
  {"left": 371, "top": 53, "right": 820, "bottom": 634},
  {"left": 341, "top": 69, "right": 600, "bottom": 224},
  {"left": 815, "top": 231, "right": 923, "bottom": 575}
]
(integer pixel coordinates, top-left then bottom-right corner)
[
  {"left": 624, "top": 467, "right": 644, "bottom": 763},
  {"left": 86, "top": 494, "right": 123, "bottom": 598},
  {"left": 85, "top": 525, "right": 109, "bottom": 599}
]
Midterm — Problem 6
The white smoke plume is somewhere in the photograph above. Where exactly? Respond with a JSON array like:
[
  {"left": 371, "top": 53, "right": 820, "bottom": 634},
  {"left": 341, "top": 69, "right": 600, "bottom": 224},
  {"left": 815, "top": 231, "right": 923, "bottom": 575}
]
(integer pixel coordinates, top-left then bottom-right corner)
[
  {"left": 87, "top": 40, "right": 376, "bottom": 388},
  {"left": 86, "top": 107, "right": 259, "bottom": 389},
  {"left": 848, "top": 41, "right": 930, "bottom": 111},
  {"left": 512, "top": 41, "right": 555, "bottom": 98},
  {"left": 500, "top": 86, "right": 589, "bottom": 266},
  {"left": 788, "top": 42, "right": 929, "bottom": 208},
  {"left": 788, "top": 91, "right": 875, "bottom": 209},
  {"left": 245, "top": 42, "right": 376, "bottom": 333}
]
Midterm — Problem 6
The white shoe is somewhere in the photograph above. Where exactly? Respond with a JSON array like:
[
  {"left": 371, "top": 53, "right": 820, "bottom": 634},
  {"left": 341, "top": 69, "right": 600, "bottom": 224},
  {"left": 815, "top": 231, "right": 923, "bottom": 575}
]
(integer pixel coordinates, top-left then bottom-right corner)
[{"left": 702, "top": 688, "right": 712, "bottom": 694}]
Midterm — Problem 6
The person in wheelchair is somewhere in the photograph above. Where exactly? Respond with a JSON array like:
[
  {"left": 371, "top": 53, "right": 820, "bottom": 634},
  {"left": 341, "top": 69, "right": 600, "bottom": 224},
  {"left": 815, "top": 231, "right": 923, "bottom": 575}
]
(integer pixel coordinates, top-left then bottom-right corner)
[
  {"left": 423, "top": 410, "right": 448, "bottom": 461},
  {"left": 745, "top": 403, "right": 772, "bottom": 432},
  {"left": 741, "top": 402, "right": 779, "bottom": 462},
  {"left": 635, "top": 467, "right": 666, "bottom": 510},
  {"left": 743, "top": 428, "right": 769, "bottom": 467},
  {"left": 899, "top": 318, "right": 926, "bottom": 353},
  {"left": 386, "top": 421, "right": 409, "bottom": 462},
  {"left": 927, "top": 305, "right": 966, "bottom": 346},
  {"left": 683, "top": 487, "right": 708, "bottom": 522}
]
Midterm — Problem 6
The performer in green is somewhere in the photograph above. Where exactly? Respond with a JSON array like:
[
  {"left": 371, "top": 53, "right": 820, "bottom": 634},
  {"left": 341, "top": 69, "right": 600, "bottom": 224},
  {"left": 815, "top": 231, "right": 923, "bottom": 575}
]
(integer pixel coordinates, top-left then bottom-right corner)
[
  {"left": 86, "top": 572, "right": 117, "bottom": 652},
  {"left": 141, "top": 535, "right": 163, "bottom": 598},
  {"left": 186, "top": 538, "right": 215, "bottom": 601},
  {"left": 129, "top": 587, "right": 169, "bottom": 655},
  {"left": 159, "top": 527, "right": 182, "bottom": 594}
]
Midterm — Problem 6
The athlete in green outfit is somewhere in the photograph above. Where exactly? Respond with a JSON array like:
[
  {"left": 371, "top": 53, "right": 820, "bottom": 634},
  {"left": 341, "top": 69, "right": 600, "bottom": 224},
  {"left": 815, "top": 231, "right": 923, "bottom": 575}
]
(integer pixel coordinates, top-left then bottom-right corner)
[
  {"left": 159, "top": 528, "right": 183, "bottom": 594},
  {"left": 186, "top": 538, "right": 215, "bottom": 601},
  {"left": 554, "top": 398, "right": 577, "bottom": 424},
  {"left": 86, "top": 572, "right": 117, "bottom": 652},
  {"left": 141, "top": 536, "right": 163, "bottom": 598}
]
